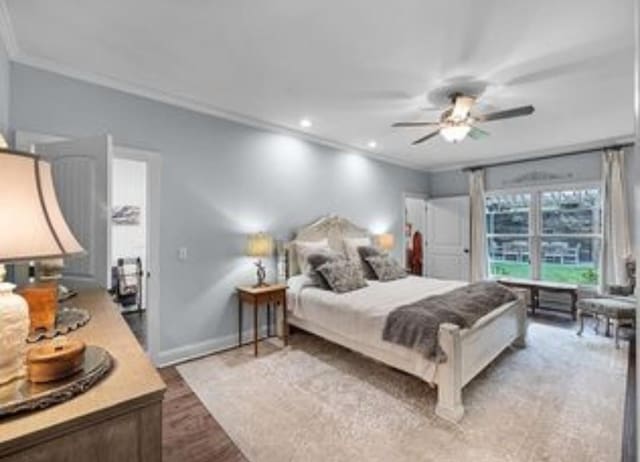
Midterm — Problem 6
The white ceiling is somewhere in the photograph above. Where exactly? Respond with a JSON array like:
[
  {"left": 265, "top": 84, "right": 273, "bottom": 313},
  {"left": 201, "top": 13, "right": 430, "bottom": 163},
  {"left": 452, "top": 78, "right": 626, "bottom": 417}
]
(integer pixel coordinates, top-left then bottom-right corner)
[{"left": 2, "top": 0, "right": 635, "bottom": 169}]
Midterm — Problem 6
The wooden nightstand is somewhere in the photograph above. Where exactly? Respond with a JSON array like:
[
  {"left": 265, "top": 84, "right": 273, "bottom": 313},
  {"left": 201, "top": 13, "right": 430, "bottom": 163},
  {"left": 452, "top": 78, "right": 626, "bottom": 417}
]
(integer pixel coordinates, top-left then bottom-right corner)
[{"left": 236, "top": 284, "right": 288, "bottom": 356}]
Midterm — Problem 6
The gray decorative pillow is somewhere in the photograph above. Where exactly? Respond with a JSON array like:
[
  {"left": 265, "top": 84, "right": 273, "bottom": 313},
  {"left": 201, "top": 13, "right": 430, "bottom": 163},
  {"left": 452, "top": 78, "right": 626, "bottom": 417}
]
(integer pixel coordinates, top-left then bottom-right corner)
[
  {"left": 357, "top": 245, "right": 384, "bottom": 280},
  {"left": 306, "top": 251, "right": 345, "bottom": 290},
  {"left": 366, "top": 255, "right": 407, "bottom": 281},
  {"left": 318, "top": 260, "right": 367, "bottom": 293}
]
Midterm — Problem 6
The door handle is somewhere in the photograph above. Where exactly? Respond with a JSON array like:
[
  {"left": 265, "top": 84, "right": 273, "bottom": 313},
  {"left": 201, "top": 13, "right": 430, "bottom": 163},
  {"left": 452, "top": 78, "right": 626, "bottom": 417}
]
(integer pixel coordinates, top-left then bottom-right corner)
[{"left": 463, "top": 248, "right": 469, "bottom": 254}]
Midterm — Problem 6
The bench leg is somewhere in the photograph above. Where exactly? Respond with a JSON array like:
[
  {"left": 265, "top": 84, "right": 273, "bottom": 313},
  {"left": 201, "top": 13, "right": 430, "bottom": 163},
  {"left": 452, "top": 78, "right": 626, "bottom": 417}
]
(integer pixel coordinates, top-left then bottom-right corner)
[
  {"left": 614, "top": 319, "right": 621, "bottom": 348},
  {"left": 570, "top": 292, "right": 577, "bottom": 321},
  {"left": 576, "top": 309, "right": 584, "bottom": 336}
]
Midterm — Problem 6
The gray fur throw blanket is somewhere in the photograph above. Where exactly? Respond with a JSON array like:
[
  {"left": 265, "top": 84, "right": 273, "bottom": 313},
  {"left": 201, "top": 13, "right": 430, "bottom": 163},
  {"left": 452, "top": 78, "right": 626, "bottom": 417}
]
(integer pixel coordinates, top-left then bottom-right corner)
[{"left": 382, "top": 281, "right": 517, "bottom": 361}]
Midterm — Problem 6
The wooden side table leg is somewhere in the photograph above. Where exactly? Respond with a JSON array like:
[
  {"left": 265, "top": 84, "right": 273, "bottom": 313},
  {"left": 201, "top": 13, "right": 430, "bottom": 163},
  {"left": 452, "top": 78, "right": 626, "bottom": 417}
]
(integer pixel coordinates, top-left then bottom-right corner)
[
  {"left": 267, "top": 303, "right": 272, "bottom": 337},
  {"left": 283, "top": 293, "right": 289, "bottom": 346},
  {"left": 254, "top": 300, "right": 259, "bottom": 357},
  {"left": 238, "top": 296, "right": 243, "bottom": 347}
]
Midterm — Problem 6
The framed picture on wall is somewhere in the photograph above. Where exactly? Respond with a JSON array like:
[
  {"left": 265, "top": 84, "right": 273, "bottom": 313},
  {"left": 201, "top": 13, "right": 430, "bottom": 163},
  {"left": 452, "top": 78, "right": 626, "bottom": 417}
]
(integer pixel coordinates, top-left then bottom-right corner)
[{"left": 111, "top": 205, "right": 141, "bottom": 225}]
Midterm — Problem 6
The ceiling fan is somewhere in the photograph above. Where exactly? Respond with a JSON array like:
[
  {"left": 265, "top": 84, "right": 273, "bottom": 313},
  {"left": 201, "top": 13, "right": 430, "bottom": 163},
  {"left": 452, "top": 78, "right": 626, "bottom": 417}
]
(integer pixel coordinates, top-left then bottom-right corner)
[{"left": 392, "top": 93, "right": 534, "bottom": 145}]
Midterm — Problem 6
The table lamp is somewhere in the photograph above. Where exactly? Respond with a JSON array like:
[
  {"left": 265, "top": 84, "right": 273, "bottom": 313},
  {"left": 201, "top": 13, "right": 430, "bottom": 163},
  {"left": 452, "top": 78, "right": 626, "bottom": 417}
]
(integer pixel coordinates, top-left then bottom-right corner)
[
  {"left": 0, "top": 149, "right": 84, "bottom": 385},
  {"left": 377, "top": 233, "right": 395, "bottom": 252},
  {"left": 246, "top": 232, "right": 273, "bottom": 287}
]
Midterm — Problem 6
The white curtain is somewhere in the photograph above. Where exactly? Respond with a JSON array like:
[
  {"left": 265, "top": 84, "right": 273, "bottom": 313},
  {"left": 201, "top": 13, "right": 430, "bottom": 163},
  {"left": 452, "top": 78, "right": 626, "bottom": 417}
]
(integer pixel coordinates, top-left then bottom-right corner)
[
  {"left": 469, "top": 169, "right": 488, "bottom": 282},
  {"left": 601, "top": 149, "right": 632, "bottom": 290}
]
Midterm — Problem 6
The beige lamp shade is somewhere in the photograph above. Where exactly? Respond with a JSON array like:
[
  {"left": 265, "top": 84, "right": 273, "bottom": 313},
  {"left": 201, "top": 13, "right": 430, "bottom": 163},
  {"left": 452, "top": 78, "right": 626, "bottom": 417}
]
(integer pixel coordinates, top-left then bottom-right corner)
[
  {"left": 377, "top": 233, "right": 395, "bottom": 251},
  {"left": 0, "top": 150, "right": 84, "bottom": 263},
  {"left": 246, "top": 232, "right": 273, "bottom": 258}
]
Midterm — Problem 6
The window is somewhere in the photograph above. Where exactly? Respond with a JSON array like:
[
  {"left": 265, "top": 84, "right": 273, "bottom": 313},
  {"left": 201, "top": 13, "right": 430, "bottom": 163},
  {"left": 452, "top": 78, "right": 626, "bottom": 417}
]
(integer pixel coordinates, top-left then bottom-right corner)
[
  {"left": 486, "top": 186, "right": 602, "bottom": 285},
  {"left": 486, "top": 193, "right": 532, "bottom": 279}
]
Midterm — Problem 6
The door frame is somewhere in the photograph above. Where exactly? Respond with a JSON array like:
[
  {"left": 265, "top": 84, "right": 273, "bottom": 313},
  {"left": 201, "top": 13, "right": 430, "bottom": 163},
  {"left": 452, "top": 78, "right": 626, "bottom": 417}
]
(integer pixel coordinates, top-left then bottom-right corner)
[
  {"left": 16, "top": 131, "right": 162, "bottom": 363},
  {"left": 113, "top": 146, "right": 162, "bottom": 361},
  {"left": 402, "top": 192, "right": 428, "bottom": 272}
]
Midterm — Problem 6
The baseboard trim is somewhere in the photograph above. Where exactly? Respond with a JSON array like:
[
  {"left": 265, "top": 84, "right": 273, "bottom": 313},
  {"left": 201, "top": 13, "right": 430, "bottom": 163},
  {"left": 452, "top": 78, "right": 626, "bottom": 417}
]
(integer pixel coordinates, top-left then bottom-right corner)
[{"left": 156, "top": 326, "right": 269, "bottom": 367}]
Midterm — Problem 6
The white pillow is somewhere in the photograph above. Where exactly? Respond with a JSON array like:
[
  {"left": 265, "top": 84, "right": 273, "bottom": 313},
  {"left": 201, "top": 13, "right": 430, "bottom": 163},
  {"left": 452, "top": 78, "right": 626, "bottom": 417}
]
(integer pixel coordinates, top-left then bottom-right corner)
[
  {"left": 294, "top": 239, "right": 330, "bottom": 273},
  {"left": 342, "top": 237, "right": 372, "bottom": 262}
]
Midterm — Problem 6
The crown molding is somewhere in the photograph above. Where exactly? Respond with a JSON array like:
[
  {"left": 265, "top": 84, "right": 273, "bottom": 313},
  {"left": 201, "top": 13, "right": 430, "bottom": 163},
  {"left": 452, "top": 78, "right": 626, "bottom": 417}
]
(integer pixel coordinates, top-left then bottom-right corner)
[
  {"left": 0, "top": 0, "right": 18, "bottom": 58},
  {"left": 10, "top": 51, "right": 430, "bottom": 173}
]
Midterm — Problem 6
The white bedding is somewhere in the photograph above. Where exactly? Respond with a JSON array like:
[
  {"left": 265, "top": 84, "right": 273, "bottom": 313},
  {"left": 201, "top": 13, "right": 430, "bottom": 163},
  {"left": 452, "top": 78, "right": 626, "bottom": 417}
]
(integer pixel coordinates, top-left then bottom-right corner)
[{"left": 287, "top": 275, "right": 468, "bottom": 382}]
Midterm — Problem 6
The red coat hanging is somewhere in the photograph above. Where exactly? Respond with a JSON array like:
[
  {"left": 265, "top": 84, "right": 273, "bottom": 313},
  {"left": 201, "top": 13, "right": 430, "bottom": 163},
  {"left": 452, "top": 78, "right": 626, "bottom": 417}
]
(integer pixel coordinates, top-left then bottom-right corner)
[{"left": 411, "top": 230, "right": 423, "bottom": 275}]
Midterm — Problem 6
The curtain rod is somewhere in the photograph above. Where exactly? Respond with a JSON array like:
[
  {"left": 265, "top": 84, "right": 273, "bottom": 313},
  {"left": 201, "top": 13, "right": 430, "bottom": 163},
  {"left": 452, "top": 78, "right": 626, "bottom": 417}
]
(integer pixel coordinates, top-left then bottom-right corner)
[{"left": 461, "top": 142, "right": 634, "bottom": 172}]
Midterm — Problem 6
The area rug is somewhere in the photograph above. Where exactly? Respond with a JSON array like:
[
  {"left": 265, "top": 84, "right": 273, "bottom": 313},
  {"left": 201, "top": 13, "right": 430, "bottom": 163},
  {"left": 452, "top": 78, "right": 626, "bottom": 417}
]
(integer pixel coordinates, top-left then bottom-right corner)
[{"left": 177, "top": 322, "right": 627, "bottom": 462}]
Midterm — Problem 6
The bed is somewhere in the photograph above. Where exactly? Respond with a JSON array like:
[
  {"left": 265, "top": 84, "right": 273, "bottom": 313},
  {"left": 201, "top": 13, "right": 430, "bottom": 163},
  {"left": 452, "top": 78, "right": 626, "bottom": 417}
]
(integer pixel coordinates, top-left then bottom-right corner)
[{"left": 285, "top": 215, "right": 528, "bottom": 422}]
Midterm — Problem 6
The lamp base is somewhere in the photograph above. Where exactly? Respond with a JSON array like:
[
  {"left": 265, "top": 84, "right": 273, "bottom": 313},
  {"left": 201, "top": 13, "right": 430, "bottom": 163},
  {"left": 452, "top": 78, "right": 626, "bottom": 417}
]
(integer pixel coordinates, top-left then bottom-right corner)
[
  {"left": 0, "top": 283, "right": 29, "bottom": 385},
  {"left": 18, "top": 282, "right": 58, "bottom": 333},
  {"left": 254, "top": 260, "right": 268, "bottom": 288}
]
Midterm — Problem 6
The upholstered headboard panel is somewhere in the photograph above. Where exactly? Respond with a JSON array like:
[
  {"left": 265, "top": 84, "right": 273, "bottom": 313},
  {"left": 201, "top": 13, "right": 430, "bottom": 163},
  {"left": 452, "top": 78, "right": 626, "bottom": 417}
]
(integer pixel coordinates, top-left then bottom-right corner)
[{"left": 286, "top": 215, "right": 371, "bottom": 277}]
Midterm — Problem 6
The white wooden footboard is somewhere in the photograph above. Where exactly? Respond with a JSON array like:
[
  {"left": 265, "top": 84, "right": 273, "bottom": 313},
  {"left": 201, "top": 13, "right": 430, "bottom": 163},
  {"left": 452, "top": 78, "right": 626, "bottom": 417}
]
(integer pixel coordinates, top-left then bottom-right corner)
[{"left": 435, "top": 295, "right": 527, "bottom": 422}]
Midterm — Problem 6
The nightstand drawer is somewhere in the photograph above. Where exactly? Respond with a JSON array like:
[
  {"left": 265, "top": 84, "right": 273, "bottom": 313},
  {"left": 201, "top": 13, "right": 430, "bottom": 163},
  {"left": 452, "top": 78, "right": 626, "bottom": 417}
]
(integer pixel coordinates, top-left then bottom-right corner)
[{"left": 238, "top": 289, "right": 285, "bottom": 305}]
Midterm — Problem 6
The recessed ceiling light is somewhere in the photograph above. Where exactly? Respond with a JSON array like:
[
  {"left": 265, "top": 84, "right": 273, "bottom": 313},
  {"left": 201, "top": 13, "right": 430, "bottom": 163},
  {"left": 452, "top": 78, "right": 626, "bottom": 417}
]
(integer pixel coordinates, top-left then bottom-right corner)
[
  {"left": 299, "top": 118, "right": 312, "bottom": 128},
  {"left": 367, "top": 140, "right": 378, "bottom": 149}
]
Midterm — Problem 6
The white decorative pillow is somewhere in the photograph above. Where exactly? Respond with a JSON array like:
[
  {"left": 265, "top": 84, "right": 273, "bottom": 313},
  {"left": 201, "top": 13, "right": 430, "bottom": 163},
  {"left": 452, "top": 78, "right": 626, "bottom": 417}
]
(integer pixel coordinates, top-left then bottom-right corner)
[
  {"left": 342, "top": 237, "right": 372, "bottom": 262},
  {"left": 294, "top": 239, "right": 330, "bottom": 273}
]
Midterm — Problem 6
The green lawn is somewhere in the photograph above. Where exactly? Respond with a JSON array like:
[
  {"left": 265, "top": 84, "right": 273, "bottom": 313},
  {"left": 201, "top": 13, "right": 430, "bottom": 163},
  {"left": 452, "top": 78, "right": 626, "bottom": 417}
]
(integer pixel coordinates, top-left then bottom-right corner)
[{"left": 490, "top": 261, "right": 598, "bottom": 285}]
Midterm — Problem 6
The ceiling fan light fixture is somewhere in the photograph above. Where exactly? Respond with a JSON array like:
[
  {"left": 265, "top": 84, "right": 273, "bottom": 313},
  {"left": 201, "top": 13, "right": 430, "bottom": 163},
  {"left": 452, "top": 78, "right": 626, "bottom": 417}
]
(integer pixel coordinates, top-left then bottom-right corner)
[{"left": 440, "top": 123, "right": 471, "bottom": 143}]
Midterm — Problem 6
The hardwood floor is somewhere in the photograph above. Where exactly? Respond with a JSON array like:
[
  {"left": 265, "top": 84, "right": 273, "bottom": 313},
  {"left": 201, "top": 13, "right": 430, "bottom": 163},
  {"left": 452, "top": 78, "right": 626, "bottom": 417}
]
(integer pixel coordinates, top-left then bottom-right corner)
[
  {"left": 122, "top": 309, "right": 148, "bottom": 350},
  {"left": 160, "top": 367, "right": 246, "bottom": 462}
]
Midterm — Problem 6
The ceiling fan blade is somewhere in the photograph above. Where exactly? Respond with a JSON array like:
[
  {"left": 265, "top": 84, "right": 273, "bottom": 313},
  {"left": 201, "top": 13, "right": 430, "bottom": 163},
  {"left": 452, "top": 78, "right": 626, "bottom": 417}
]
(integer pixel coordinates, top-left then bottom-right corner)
[
  {"left": 392, "top": 121, "right": 439, "bottom": 128},
  {"left": 468, "top": 126, "right": 490, "bottom": 140},
  {"left": 475, "top": 105, "right": 534, "bottom": 122},
  {"left": 412, "top": 130, "right": 440, "bottom": 145}
]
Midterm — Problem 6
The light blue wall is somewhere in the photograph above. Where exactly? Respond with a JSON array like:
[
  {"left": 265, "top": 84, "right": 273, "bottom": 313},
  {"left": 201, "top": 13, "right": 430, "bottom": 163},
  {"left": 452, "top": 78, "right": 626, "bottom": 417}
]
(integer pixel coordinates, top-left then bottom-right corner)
[
  {"left": 9, "top": 63, "right": 429, "bottom": 363},
  {"left": 0, "top": 34, "right": 9, "bottom": 136}
]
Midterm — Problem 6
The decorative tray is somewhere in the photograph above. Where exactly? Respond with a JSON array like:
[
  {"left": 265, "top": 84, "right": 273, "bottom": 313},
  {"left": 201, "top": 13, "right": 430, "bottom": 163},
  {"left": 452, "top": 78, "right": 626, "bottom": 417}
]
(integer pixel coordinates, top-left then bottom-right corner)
[
  {"left": 0, "top": 345, "right": 112, "bottom": 418},
  {"left": 27, "top": 307, "right": 91, "bottom": 343}
]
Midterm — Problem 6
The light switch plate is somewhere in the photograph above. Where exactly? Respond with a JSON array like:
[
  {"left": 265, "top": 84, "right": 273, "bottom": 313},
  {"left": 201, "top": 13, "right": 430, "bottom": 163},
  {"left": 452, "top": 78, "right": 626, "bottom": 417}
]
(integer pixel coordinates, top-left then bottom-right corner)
[{"left": 178, "top": 247, "right": 188, "bottom": 261}]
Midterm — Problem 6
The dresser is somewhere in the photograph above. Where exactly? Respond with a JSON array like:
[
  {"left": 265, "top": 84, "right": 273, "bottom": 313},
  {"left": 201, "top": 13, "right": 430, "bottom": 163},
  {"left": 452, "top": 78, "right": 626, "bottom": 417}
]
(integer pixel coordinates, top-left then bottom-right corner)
[{"left": 0, "top": 290, "right": 166, "bottom": 461}]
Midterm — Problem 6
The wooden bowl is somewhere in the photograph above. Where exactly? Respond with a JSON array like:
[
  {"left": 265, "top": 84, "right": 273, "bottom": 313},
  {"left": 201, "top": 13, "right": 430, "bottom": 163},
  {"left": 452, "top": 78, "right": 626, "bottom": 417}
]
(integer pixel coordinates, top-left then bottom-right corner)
[{"left": 27, "top": 338, "right": 86, "bottom": 383}]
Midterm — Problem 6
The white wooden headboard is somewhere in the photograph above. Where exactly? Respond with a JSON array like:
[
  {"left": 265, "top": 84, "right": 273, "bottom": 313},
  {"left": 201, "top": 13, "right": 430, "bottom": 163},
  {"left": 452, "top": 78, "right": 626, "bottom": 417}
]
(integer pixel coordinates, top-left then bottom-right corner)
[{"left": 285, "top": 215, "right": 371, "bottom": 277}]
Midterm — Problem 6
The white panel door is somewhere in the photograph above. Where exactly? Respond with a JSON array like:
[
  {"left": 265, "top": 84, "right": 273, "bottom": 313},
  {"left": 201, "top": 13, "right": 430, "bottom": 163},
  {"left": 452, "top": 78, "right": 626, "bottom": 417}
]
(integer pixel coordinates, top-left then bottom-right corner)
[
  {"left": 426, "top": 196, "right": 470, "bottom": 281},
  {"left": 34, "top": 136, "right": 113, "bottom": 289}
]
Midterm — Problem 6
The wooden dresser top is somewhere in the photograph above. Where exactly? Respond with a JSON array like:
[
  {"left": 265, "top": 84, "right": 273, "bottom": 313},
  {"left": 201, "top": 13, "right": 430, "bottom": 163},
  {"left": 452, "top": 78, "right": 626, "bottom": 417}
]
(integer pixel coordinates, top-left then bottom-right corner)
[{"left": 0, "top": 290, "right": 166, "bottom": 454}]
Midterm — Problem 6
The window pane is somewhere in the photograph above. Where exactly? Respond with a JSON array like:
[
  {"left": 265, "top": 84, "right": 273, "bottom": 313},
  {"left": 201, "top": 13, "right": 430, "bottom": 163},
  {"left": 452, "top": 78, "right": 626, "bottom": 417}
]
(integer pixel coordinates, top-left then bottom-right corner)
[
  {"left": 540, "top": 237, "right": 601, "bottom": 285},
  {"left": 541, "top": 189, "right": 601, "bottom": 234},
  {"left": 488, "top": 237, "right": 531, "bottom": 279},
  {"left": 486, "top": 193, "right": 531, "bottom": 234}
]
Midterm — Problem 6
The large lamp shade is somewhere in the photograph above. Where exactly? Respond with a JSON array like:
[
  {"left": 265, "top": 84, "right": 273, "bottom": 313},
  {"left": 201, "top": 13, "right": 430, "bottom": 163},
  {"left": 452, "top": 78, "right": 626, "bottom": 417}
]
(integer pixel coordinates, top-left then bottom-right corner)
[
  {"left": 377, "top": 233, "right": 395, "bottom": 251},
  {"left": 0, "top": 150, "right": 84, "bottom": 263},
  {"left": 246, "top": 232, "right": 273, "bottom": 258}
]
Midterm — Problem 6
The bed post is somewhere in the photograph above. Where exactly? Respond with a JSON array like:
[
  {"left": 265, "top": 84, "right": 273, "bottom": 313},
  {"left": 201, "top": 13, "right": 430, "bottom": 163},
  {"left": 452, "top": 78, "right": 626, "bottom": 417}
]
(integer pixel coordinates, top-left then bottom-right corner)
[
  {"left": 435, "top": 323, "right": 464, "bottom": 422},
  {"left": 512, "top": 291, "right": 528, "bottom": 348}
]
